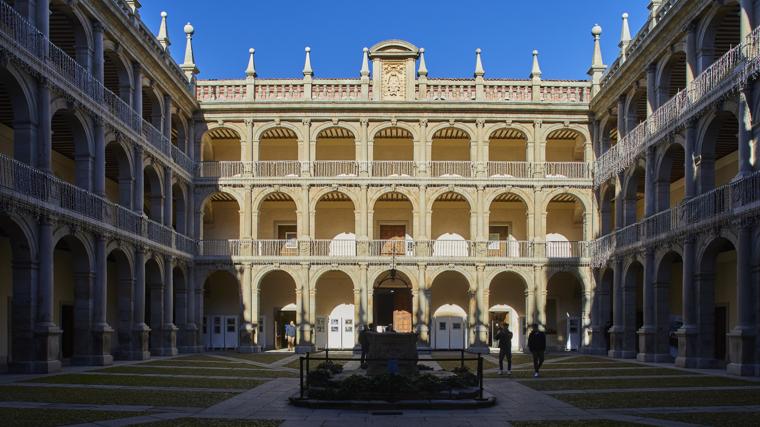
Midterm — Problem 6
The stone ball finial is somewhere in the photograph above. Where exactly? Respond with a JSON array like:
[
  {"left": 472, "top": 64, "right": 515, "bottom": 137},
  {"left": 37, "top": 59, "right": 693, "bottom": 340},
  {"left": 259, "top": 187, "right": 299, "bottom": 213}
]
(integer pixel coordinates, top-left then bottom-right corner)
[
  {"left": 622, "top": 13, "right": 629, "bottom": 19},
  {"left": 249, "top": 48, "right": 255, "bottom": 54},
  {"left": 476, "top": 48, "right": 482, "bottom": 54},
  {"left": 161, "top": 11, "right": 167, "bottom": 18},
  {"left": 184, "top": 22, "right": 194, "bottom": 35},
  {"left": 363, "top": 47, "right": 368, "bottom": 52},
  {"left": 592, "top": 24, "right": 602, "bottom": 37},
  {"left": 420, "top": 48, "right": 425, "bottom": 53},
  {"left": 533, "top": 49, "right": 539, "bottom": 55},
  {"left": 305, "top": 47, "right": 311, "bottom": 52}
]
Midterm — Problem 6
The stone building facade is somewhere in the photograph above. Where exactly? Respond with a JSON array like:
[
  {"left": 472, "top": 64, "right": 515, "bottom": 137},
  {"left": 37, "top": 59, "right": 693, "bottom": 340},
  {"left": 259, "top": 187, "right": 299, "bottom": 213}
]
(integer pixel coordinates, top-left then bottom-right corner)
[{"left": 0, "top": 0, "right": 758, "bottom": 377}]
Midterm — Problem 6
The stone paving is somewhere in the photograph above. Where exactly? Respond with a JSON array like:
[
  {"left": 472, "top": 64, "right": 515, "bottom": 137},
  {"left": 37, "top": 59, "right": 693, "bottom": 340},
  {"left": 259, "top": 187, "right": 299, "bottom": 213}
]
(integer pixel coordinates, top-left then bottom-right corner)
[{"left": 0, "top": 352, "right": 758, "bottom": 426}]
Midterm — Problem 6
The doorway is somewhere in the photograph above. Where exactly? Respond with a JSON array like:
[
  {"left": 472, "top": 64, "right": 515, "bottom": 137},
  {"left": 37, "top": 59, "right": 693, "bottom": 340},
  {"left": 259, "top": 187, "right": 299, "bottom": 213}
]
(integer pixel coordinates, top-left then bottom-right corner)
[
  {"left": 434, "top": 316, "right": 465, "bottom": 349},
  {"left": 379, "top": 224, "right": 407, "bottom": 255},
  {"left": 61, "top": 304, "right": 74, "bottom": 359},
  {"left": 374, "top": 288, "right": 412, "bottom": 332},
  {"left": 275, "top": 308, "right": 296, "bottom": 350}
]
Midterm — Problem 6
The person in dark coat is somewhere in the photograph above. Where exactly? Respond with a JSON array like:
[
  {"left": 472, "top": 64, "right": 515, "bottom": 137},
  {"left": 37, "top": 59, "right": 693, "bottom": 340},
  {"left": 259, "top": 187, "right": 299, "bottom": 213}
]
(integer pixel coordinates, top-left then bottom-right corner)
[
  {"left": 359, "top": 324, "right": 371, "bottom": 368},
  {"left": 527, "top": 324, "right": 547, "bottom": 377},
  {"left": 494, "top": 323, "right": 513, "bottom": 375}
]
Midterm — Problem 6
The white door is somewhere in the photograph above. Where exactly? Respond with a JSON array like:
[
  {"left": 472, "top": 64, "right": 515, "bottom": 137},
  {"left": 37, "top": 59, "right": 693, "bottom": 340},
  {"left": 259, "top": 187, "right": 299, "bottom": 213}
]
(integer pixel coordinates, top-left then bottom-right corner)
[
  {"left": 257, "top": 316, "right": 266, "bottom": 349},
  {"left": 211, "top": 316, "right": 224, "bottom": 349},
  {"left": 224, "top": 316, "right": 238, "bottom": 349},
  {"left": 434, "top": 316, "right": 466, "bottom": 349},
  {"left": 202, "top": 316, "right": 210, "bottom": 349},
  {"left": 566, "top": 316, "right": 580, "bottom": 351},
  {"left": 328, "top": 304, "right": 355, "bottom": 349},
  {"left": 315, "top": 316, "right": 327, "bottom": 349}
]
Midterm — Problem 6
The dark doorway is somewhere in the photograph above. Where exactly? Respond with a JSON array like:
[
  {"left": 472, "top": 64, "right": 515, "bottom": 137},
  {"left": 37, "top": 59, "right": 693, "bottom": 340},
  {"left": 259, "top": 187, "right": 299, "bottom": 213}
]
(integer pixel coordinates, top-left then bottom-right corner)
[
  {"left": 274, "top": 309, "right": 296, "bottom": 350},
  {"left": 374, "top": 288, "right": 412, "bottom": 332},
  {"left": 714, "top": 306, "right": 727, "bottom": 362},
  {"left": 61, "top": 305, "right": 74, "bottom": 359}
]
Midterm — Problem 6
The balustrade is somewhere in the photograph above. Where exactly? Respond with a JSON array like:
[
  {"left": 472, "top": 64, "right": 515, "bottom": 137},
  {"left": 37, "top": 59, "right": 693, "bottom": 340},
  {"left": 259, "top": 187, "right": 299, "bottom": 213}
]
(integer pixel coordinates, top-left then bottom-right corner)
[
  {"left": 543, "top": 162, "right": 590, "bottom": 179},
  {"left": 595, "top": 25, "right": 760, "bottom": 187},
  {"left": 485, "top": 240, "right": 533, "bottom": 257},
  {"left": 428, "top": 161, "right": 474, "bottom": 178},
  {"left": 369, "top": 239, "right": 415, "bottom": 257},
  {"left": 0, "top": 154, "right": 193, "bottom": 255},
  {"left": 312, "top": 161, "right": 360, "bottom": 177},
  {"left": 592, "top": 170, "right": 760, "bottom": 267},
  {"left": 486, "top": 161, "right": 531, "bottom": 178},
  {"left": 0, "top": 2, "right": 193, "bottom": 175}
]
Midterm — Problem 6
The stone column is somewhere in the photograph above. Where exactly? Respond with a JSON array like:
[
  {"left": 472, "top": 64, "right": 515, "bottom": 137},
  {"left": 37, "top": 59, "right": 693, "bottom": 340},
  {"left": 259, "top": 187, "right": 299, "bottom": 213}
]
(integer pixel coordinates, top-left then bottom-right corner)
[
  {"left": 91, "top": 236, "right": 113, "bottom": 365},
  {"left": 609, "top": 258, "right": 628, "bottom": 358},
  {"left": 359, "top": 119, "right": 369, "bottom": 176},
  {"left": 131, "top": 249, "right": 150, "bottom": 360},
  {"left": 637, "top": 249, "right": 657, "bottom": 361},
  {"left": 353, "top": 287, "right": 362, "bottom": 347},
  {"left": 37, "top": 79, "right": 51, "bottom": 171},
  {"left": 132, "top": 63, "right": 143, "bottom": 116},
  {"left": 239, "top": 263, "right": 260, "bottom": 352},
  {"left": 417, "top": 265, "right": 430, "bottom": 348},
  {"left": 646, "top": 63, "right": 657, "bottom": 115},
  {"left": 163, "top": 167, "right": 173, "bottom": 227},
  {"left": 133, "top": 146, "right": 144, "bottom": 214},
  {"left": 727, "top": 222, "right": 757, "bottom": 375},
  {"left": 158, "top": 256, "right": 177, "bottom": 356},
  {"left": 33, "top": 217, "right": 61, "bottom": 372},
  {"left": 676, "top": 236, "right": 699, "bottom": 367},
  {"left": 737, "top": 87, "right": 753, "bottom": 179},
  {"left": 295, "top": 264, "right": 314, "bottom": 352},
  {"left": 469, "top": 264, "right": 489, "bottom": 353},
  {"left": 359, "top": 263, "right": 369, "bottom": 327}
]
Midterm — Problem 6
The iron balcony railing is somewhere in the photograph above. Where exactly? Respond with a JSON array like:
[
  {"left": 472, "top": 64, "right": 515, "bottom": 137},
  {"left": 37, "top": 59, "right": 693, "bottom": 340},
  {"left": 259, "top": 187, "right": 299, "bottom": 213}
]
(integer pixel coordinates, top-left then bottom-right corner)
[
  {"left": 197, "top": 238, "right": 590, "bottom": 259},
  {"left": 0, "top": 154, "right": 194, "bottom": 255},
  {"left": 0, "top": 2, "right": 194, "bottom": 175},
  {"left": 595, "top": 25, "right": 760, "bottom": 188},
  {"left": 195, "top": 160, "right": 592, "bottom": 180},
  {"left": 591, "top": 170, "right": 760, "bottom": 267}
]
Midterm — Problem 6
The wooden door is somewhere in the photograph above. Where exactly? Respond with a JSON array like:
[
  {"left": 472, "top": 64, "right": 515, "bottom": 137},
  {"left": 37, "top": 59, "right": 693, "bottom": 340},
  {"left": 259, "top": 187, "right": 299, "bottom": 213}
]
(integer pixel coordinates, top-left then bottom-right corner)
[{"left": 380, "top": 225, "right": 406, "bottom": 255}]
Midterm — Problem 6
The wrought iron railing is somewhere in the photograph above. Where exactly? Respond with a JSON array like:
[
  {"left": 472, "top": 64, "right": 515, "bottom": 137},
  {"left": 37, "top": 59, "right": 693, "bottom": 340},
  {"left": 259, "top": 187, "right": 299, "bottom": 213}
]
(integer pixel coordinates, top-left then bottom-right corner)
[
  {"left": 591, "top": 170, "right": 760, "bottom": 267},
  {"left": 0, "top": 154, "right": 193, "bottom": 255},
  {"left": 0, "top": 2, "right": 194, "bottom": 175},
  {"left": 595, "top": 25, "right": 760, "bottom": 187},
  {"left": 486, "top": 161, "right": 531, "bottom": 178}
]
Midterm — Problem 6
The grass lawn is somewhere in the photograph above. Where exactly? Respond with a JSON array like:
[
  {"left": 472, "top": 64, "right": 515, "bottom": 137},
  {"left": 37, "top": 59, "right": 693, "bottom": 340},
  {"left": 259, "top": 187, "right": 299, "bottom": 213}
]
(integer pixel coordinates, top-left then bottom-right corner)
[
  {"left": 136, "top": 419, "right": 281, "bottom": 427},
  {"left": 520, "top": 375, "right": 756, "bottom": 391},
  {"left": 436, "top": 358, "right": 497, "bottom": 372},
  {"left": 141, "top": 360, "right": 254, "bottom": 369},
  {"left": 26, "top": 374, "right": 264, "bottom": 390},
  {"left": 0, "top": 408, "right": 144, "bottom": 427},
  {"left": 168, "top": 355, "right": 226, "bottom": 362},
  {"left": 0, "top": 385, "right": 236, "bottom": 408},
  {"left": 641, "top": 411, "right": 760, "bottom": 426},
  {"left": 556, "top": 390, "right": 760, "bottom": 409},
  {"left": 220, "top": 352, "right": 295, "bottom": 364},
  {"left": 488, "top": 367, "right": 690, "bottom": 379},
  {"left": 95, "top": 366, "right": 296, "bottom": 378},
  {"left": 511, "top": 421, "right": 645, "bottom": 427}
]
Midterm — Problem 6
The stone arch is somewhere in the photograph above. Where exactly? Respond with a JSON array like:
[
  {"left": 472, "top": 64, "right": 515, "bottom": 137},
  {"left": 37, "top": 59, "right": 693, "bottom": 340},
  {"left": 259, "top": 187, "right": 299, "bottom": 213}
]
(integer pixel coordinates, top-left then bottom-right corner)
[
  {"left": 426, "top": 267, "right": 475, "bottom": 291},
  {"left": 426, "top": 187, "right": 475, "bottom": 211},
  {"left": 50, "top": 104, "right": 95, "bottom": 188},
  {"left": 427, "top": 122, "right": 475, "bottom": 142},
  {"left": 369, "top": 266, "right": 419, "bottom": 292},
  {"left": 486, "top": 269, "right": 530, "bottom": 292},
  {"left": 598, "top": 182, "right": 617, "bottom": 235},
  {"left": 696, "top": 108, "right": 739, "bottom": 192},
  {"left": 200, "top": 191, "right": 242, "bottom": 240},
  {"left": 311, "top": 123, "right": 359, "bottom": 141},
  {"left": 311, "top": 187, "right": 359, "bottom": 210},
  {"left": 655, "top": 48, "right": 687, "bottom": 106},
  {"left": 541, "top": 188, "right": 591, "bottom": 216},
  {"left": 251, "top": 187, "right": 302, "bottom": 213},
  {"left": 51, "top": 227, "right": 94, "bottom": 269},
  {"left": 105, "top": 136, "right": 134, "bottom": 207},
  {"left": 369, "top": 122, "right": 419, "bottom": 142},
  {"left": 196, "top": 187, "right": 245, "bottom": 212},
  {"left": 542, "top": 124, "right": 590, "bottom": 146},
  {"left": 105, "top": 245, "right": 134, "bottom": 356},
  {"left": 485, "top": 123, "right": 532, "bottom": 142},
  {"left": 102, "top": 45, "right": 133, "bottom": 102},
  {"left": 484, "top": 188, "right": 532, "bottom": 209},
  {"left": 697, "top": 1, "right": 741, "bottom": 70},
  {"left": 368, "top": 187, "right": 420, "bottom": 213},
  {"left": 624, "top": 86, "right": 648, "bottom": 134},
  {"left": 49, "top": 2, "right": 93, "bottom": 66},
  {"left": 311, "top": 267, "right": 359, "bottom": 290},
  {"left": 200, "top": 125, "right": 243, "bottom": 162},
  {"left": 621, "top": 160, "right": 646, "bottom": 226},
  {"left": 0, "top": 63, "right": 37, "bottom": 164},
  {"left": 141, "top": 84, "right": 165, "bottom": 129},
  {"left": 143, "top": 162, "right": 164, "bottom": 221},
  {"left": 486, "top": 125, "right": 530, "bottom": 165},
  {"left": 254, "top": 122, "right": 303, "bottom": 143},
  {"left": 172, "top": 180, "right": 188, "bottom": 234}
]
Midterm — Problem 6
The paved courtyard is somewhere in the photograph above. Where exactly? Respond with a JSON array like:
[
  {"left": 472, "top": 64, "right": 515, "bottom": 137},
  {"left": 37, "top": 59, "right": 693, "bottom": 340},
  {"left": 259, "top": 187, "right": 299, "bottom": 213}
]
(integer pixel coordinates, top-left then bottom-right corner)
[{"left": 1, "top": 352, "right": 759, "bottom": 426}]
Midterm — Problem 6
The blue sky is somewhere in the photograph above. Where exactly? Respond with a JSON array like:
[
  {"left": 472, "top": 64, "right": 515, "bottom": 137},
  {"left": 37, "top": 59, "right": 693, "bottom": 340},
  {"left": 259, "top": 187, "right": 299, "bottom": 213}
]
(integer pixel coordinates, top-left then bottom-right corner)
[{"left": 141, "top": 0, "right": 646, "bottom": 81}]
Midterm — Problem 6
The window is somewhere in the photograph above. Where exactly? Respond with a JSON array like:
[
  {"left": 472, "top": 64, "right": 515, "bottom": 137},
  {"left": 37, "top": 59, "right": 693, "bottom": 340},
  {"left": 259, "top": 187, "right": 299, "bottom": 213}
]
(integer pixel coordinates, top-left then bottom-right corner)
[{"left": 226, "top": 317, "right": 236, "bottom": 332}]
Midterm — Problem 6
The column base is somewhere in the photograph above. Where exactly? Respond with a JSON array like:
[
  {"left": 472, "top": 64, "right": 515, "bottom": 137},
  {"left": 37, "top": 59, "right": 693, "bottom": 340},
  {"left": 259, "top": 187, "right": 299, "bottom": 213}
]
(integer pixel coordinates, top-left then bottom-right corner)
[
  {"left": 416, "top": 345, "right": 432, "bottom": 355},
  {"left": 675, "top": 326, "right": 700, "bottom": 368},
  {"left": 72, "top": 354, "right": 114, "bottom": 366},
  {"left": 608, "top": 350, "right": 636, "bottom": 359},
  {"left": 608, "top": 328, "right": 634, "bottom": 358},
  {"left": 636, "top": 326, "right": 657, "bottom": 362},
  {"left": 467, "top": 344, "right": 490, "bottom": 354},
  {"left": 727, "top": 327, "right": 756, "bottom": 375},
  {"left": 85, "top": 323, "right": 114, "bottom": 366},
  {"left": 581, "top": 347, "right": 608, "bottom": 355},
  {"left": 238, "top": 345, "right": 263, "bottom": 353},
  {"left": 129, "top": 323, "right": 151, "bottom": 360},
  {"left": 151, "top": 324, "right": 178, "bottom": 357},
  {"left": 295, "top": 344, "right": 315, "bottom": 354},
  {"left": 33, "top": 323, "right": 62, "bottom": 373},
  {"left": 10, "top": 360, "right": 62, "bottom": 374},
  {"left": 178, "top": 323, "right": 199, "bottom": 350}
]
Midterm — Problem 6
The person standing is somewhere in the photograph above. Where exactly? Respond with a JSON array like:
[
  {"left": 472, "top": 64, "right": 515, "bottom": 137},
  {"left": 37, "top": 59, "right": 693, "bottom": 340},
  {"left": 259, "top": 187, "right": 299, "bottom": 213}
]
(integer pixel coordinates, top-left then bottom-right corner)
[
  {"left": 527, "top": 324, "right": 546, "bottom": 377},
  {"left": 495, "top": 323, "right": 513, "bottom": 375},
  {"left": 285, "top": 321, "right": 296, "bottom": 351},
  {"left": 359, "top": 324, "right": 371, "bottom": 368}
]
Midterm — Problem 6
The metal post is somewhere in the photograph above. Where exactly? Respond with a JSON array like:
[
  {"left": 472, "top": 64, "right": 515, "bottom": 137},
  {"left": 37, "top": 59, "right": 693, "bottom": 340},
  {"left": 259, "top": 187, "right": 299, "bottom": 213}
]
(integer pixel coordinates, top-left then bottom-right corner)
[
  {"left": 478, "top": 354, "right": 484, "bottom": 399},
  {"left": 460, "top": 349, "right": 465, "bottom": 369},
  {"left": 299, "top": 356, "right": 304, "bottom": 398}
]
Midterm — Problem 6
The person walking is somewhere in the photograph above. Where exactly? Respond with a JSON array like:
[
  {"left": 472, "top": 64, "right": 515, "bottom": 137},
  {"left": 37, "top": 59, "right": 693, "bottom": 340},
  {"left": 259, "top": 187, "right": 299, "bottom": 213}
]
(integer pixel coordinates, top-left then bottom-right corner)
[
  {"left": 359, "top": 324, "right": 371, "bottom": 368},
  {"left": 495, "top": 323, "right": 513, "bottom": 375},
  {"left": 285, "top": 321, "right": 296, "bottom": 351},
  {"left": 527, "top": 324, "right": 546, "bottom": 377}
]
